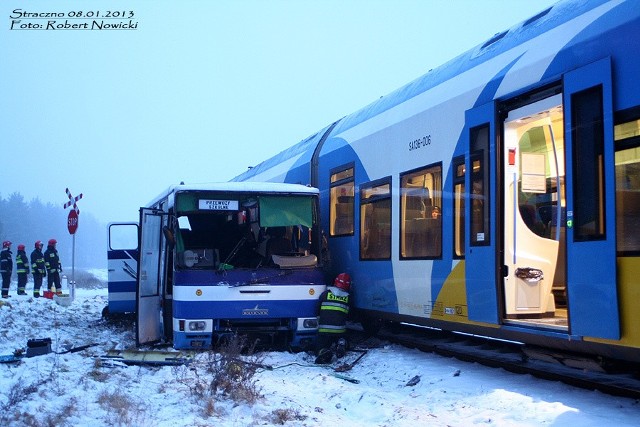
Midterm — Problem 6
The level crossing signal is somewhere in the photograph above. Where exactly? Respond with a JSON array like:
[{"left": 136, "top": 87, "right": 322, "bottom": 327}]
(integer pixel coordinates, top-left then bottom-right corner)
[
  {"left": 63, "top": 188, "right": 83, "bottom": 235},
  {"left": 64, "top": 187, "right": 83, "bottom": 214}
]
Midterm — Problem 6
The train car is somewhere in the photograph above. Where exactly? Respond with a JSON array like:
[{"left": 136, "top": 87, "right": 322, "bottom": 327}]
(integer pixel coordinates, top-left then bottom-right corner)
[
  {"left": 232, "top": 0, "right": 640, "bottom": 364},
  {"left": 111, "top": 182, "right": 327, "bottom": 350}
]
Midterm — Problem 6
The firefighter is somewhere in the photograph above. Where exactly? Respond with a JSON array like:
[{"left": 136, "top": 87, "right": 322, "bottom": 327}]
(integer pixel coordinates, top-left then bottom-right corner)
[
  {"left": 1, "top": 241, "right": 13, "bottom": 298},
  {"left": 15, "top": 244, "right": 29, "bottom": 295},
  {"left": 44, "top": 239, "right": 62, "bottom": 295},
  {"left": 31, "top": 240, "right": 46, "bottom": 298},
  {"left": 315, "top": 272, "right": 351, "bottom": 364}
]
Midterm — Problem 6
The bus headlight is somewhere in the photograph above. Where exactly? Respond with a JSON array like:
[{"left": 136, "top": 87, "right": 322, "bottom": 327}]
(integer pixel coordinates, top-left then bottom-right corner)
[
  {"left": 303, "top": 318, "right": 318, "bottom": 329},
  {"left": 188, "top": 321, "right": 206, "bottom": 331}
]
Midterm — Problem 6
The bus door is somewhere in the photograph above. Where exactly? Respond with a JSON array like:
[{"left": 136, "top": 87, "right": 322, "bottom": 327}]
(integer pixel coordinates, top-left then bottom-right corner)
[
  {"left": 137, "top": 208, "right": 164, "bottom": 346},
  {"left": 107, "top": 222, "right": 139, "bottom": 315},
  {"left": 465, "top": 102, "right": 499, "bottom": 324},
  {"left": 564, "top": 58, "right": 619, "bottom": 339}
]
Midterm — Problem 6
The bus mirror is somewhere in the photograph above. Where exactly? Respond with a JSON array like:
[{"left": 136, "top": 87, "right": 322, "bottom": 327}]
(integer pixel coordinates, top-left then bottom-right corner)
[{"left": 163, "top": 226, "right": 175, "bottom": 248}]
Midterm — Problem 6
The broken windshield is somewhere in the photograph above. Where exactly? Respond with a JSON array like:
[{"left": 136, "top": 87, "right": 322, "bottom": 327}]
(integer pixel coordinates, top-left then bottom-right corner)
[{"left": 174, "top": 192, "right": 317, "bottom": 270}]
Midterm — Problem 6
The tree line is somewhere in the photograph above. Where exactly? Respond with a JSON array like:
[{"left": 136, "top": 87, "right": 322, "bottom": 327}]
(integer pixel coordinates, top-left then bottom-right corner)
[{"left": 0, "top": 192, "right": 107, "bottom": 270}]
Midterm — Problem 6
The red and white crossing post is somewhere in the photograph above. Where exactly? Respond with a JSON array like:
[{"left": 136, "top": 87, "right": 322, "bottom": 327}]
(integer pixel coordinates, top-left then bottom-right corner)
[{"left": 63, "top": 188, "right": 83, "bottom": 299}]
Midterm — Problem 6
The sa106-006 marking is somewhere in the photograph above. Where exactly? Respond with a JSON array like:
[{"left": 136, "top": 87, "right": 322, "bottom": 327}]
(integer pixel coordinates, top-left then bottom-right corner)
[{"left": 408, "top": 135, "right": 431, "bottom": 151}]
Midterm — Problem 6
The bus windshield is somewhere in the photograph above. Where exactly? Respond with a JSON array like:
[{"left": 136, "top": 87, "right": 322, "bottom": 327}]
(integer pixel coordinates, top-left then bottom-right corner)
[{"left": 174, "top": 192, "right": 317, "bottom": 270}]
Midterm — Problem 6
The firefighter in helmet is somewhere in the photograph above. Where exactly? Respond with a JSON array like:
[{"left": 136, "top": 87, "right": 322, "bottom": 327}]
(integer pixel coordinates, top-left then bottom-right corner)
[
  {"left": 315, "top": 272, "right": 351, "bottom": 364},
  {"left": 1, "top": 241, "right": 13, "bottom": 298},
  {"left": 44, "top": 239, "right": 63, "bottom": 295},
  {"left": 31, "top": 241, "right": 46, "bottom": 298},
  {"left": 15, "top": 244, "right": 29, "bottom": 295}
]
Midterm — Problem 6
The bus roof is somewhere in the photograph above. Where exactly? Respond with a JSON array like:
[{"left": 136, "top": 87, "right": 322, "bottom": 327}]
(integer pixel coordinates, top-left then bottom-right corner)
[{"left": 146, "top": 181, "right": 319, "bottom": 208}]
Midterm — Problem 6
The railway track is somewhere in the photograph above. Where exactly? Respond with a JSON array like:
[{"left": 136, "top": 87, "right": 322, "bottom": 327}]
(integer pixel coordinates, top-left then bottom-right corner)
[{"left": 351, "top": 323, "right": 640, "bottom": 399}]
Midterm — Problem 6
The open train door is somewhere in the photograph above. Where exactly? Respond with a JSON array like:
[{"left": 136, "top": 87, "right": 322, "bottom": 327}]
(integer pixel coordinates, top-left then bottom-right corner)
[
  {"left": 564, "top": 58, "right": 620, "bottom": 339},
  {"left": 136, "top": 208, "right": 164, "bottom": 346},
  {"left": 464, "top": 102, "right": 500, "bottom": 324}
]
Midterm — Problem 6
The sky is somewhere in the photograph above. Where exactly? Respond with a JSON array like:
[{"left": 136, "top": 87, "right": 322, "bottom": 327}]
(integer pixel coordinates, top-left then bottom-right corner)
[
  {"left": 2, "top": 0, "right": 558, "bottom": 224},
  {"left": 1, "top": 278, "right": 639, "bottom": 426}
]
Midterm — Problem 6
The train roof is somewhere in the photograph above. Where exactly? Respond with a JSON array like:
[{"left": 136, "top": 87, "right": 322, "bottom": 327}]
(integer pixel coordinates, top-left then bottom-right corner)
[
  {"left": 232, "top": 0, "right": 623, "bottom": 182},
  {"left": 231, "top": 123, "right": 333, "bottom": 183},
  {"left": 329, "top": 0, "right": 573, "bottom": 136}
]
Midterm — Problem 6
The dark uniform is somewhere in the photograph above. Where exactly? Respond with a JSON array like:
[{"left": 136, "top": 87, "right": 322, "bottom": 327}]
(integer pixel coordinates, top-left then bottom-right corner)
[
  {"left": 315, "top": 273, "right": 351, "bottom": 364},
  {"left": 16, "top": 245, "right": 29, "bottom": 295},
  {"left": 44, "top": 239, "right": 62, "bottom": 294},
  {"left": 31, "top": 241, "right": 46, "bottom": 297},
  {"left": 1, "top": 241, "right": 13, "bottom": 298}
]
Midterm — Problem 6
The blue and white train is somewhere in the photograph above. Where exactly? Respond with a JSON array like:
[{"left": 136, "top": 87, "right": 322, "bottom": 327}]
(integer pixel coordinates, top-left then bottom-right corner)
[
  {"left": 108, "top": 182, "right": 327, "bottom": 350},
  {"left": 233, "top": 0, "right": 640, "bottom": 363}
]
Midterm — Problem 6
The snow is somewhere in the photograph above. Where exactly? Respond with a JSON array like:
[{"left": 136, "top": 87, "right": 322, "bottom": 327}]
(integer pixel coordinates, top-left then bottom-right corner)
[{"left": 1, "top": 273, "right": 638, "bottom": 426}]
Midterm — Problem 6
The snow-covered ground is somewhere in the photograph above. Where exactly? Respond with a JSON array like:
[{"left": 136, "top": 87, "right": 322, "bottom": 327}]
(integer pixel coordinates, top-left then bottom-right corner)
[{"left": 0, "top": 272, "right": 638, "bottom": 426}]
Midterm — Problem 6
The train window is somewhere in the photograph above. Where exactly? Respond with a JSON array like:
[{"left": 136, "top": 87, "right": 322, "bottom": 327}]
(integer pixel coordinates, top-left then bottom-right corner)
[
  {"left": 400, "top": 164, "right": 442, "bottom": 259},
  {"left": 615, "top": 118, "right": 640, "bottom": 255},
  {"left": 571, "top": 87, "right": 605, "bottom": 241},
  {"left": 523, "top": 7, "right": 552, "bottom": 27},
  {"left": 360, "top": 178, "right": 391, "bottom": 260},
  {"left": 470, "top": 125, "right": 490, "bottom": 246},
  {"left": 481, "top": 31, "right": 507, "bottom": 49},
  {"left": 453, "top": 156, "right": 465, "bottom": 258},
  {"left": 329, "top": 164, "right": 354, "bottom": 236},
  {"left": 615, "top": 118, "right": 640, "bottom": 141}
]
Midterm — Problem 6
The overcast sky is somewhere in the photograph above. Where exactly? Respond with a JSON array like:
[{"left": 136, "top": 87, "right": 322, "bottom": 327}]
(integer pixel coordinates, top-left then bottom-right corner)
[{"left": 2, "top": 0, "right": 558, "bottom": 224}]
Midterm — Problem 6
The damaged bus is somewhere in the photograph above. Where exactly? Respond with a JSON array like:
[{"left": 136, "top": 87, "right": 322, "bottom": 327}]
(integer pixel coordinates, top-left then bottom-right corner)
[{"left": 111, "top": 182, "right": 327, "bottom": 350}]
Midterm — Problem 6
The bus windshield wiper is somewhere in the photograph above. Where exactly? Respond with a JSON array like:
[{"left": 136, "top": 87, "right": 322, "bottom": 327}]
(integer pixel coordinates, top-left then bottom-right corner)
[{"left": 228, "top": 271, "right": 289, "bottom": 287}]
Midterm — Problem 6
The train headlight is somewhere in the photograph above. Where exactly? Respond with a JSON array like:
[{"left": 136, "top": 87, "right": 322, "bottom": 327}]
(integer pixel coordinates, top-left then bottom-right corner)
[{"left": 188, "top": 321, "right": 206, "bottom": 331}]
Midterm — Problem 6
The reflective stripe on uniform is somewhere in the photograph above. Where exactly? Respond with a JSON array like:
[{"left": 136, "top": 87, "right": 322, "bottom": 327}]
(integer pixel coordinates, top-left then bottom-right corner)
[
  {"left": 318, "top": 325, "right": 347, "bottom": 333},
  {"left": 321, "top": 305, "right": 348, "bottom": 314},
  {"left": 320, "top": 301, "right": 349, "bottom": 313}
]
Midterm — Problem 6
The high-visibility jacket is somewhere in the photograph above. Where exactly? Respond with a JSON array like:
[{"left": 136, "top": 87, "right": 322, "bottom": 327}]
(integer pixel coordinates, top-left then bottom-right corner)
[
  {"left": 317, "top": 286, "right": 350, "bottom": 335},
  {"left": 44, "top": 245, "right": 61, "bottom": 274},
  {"left": 0, "top": 248, "right": 12, "bottom": 274},
  {"left": 16, "top": 250, "right": 29, "bottom": 274},
  {"left": 31, "top": 248, "right": 46, "bottom": 275}
]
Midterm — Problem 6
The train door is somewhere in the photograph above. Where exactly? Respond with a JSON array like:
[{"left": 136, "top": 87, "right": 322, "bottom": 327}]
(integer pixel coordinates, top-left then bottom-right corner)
[
  {"left": 501, "top": 58, "right": 620, "bottom": 340},
  {"left": 136, "top": 208, "right": 164, "bottom": 346},
  {"left": 563, "top": 58, "right": 619, "bottom": 339},
  {"left": 502, "top": 92, "right": 567, "bottom": 330},
  {"left": 465, "top": 102, "right": 499, "bottom": 324}
]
